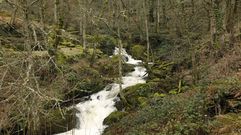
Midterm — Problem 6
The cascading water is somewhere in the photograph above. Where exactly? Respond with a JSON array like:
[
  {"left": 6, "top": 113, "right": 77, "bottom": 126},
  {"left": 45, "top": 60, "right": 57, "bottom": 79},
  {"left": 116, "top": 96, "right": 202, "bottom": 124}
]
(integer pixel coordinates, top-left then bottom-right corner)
[{"left": 57, "top": 48, "right": 147, "bottom": 135}]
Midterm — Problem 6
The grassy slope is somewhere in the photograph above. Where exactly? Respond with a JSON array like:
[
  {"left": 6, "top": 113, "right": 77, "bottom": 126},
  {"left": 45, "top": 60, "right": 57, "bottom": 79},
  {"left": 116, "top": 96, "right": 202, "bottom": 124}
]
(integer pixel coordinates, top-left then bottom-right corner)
[{"left": 104, "top": 77, "right": 241, "bottom": 135}]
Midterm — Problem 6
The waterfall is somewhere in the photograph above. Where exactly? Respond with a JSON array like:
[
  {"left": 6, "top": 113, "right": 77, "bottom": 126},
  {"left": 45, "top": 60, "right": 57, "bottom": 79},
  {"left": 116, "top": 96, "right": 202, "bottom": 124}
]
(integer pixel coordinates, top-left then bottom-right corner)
[{"left": 57, "top": 48, "right": 147, "bottom": 135}]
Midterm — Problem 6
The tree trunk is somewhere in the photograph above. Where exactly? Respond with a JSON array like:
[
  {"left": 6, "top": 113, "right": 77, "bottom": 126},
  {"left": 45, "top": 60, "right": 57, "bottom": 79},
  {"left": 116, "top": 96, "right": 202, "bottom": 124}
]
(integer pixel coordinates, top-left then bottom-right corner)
[
  {"left": 191, "top": 0, "right": 195, "bottom": 15},
  {"left": 149, "top": 0, "right": 155, "bottom": 23},
  {"left": 10, "top": 7, "right": 18, "bottom": 25},
  {"left": 49, "top": 0, "right": 62, "bottom": 74},
  {"left": 225, "top": 0, "right": 238, "bottom": 45},
  {"left": 81, "top": 0, "right": 87, "bottom": 51},
  {"left": 22, "top": 1, "right": 36, "bottom": 133},
  {"left": 143, "top": 0, "right": 150, "bottom": 63},
  {"left": 118, "top": 26, "right": 123, "bottom": 94},
  {"left": 162, "top": 1, "right": 167, "bottom": 27},
  {"left": 39, "top": 0, "right": 45, "bottom": 26},
  {"left": 116, "top": 0, "right": 127, "bottom": 104},
  {"left": 90, "top": 43, "right": 97, "bottom": 67},
  {"left": 210, "top": 0, "right": 216, "bottom": 46},
  {"left": 39, "top": 0, "right": 47, "bottom": 50},
  {"left": 156, "top": 0, "right": 160, "bottom": 33},
  {"left": 54, "top": 0, "right": 59, "bottom": 24},
  {"left": 82, "top": 18, "right": 87, "bottom": 51},
  {"left": 188, "top": 37, "right": 198, "bottom": 84}
]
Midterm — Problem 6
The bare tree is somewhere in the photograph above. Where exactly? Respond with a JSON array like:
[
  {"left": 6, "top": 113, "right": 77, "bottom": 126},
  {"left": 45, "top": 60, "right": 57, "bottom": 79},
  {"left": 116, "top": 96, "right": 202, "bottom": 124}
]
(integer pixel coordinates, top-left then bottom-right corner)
[
  {"left": 78, "top": 0, "right": 87, "bottom": 51},
  {"left": 143, "top": 0, "right": 150, "bottom": 63}
]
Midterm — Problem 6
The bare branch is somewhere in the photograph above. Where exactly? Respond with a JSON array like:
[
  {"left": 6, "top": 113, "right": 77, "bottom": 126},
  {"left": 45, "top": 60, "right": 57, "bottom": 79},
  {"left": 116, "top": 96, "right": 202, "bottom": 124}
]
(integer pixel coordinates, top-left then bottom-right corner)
[
  {"left": 30, "top": 0, "right": 40, "bottom": 6},
  {"left": 0, "top": 70, "right": 8, "bottom": 90},
  {"left": 4, "top": 0, "right": 22, "bottom": 9}
]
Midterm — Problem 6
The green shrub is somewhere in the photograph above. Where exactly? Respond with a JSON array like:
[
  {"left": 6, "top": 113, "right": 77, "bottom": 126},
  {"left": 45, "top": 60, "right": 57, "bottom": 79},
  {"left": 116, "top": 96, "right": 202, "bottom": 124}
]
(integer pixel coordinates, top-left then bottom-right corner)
[{"left": 130, "top": 45, "right": 145, "bottom": 59}]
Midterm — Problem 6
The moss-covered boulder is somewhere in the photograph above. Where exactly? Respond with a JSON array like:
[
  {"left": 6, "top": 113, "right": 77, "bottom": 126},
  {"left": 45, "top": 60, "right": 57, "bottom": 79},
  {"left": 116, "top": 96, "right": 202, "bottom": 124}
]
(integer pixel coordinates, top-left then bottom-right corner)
[
  {"left": 148, "top": 61, "right": 174, "bottom": 79},
  {"left": 39, "top": 108, "right": 77, "bottom": 135},
  {"left": 87, "top": 35, "right": 117, "bottom": 55},
  {"left": 95, "top": 56, "right": 134, "bottom": 78},
  {"left": 122, "top": 82, "right": 159, "bottom": 108},
  {"left": 64, "top": 65, "right": 107, "bottom": 99},
  {"left": 103, "top": 111, "right": 128, "bottom": 126},
  {"left": 130, "top": 44, "right": 145, "bottom": 60}
]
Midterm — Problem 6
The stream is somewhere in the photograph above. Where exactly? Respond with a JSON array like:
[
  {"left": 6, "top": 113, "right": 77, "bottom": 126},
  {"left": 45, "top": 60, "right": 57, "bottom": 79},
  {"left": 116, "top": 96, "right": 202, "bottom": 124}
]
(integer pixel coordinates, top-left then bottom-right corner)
[{"left": 57, "top": 48, "right": 147, "bottom": 135}]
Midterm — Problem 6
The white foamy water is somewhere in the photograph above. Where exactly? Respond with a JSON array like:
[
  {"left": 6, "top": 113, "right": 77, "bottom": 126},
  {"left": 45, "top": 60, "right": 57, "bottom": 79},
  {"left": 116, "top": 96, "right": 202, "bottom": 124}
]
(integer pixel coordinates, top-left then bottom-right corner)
[{"left": 57, "top": 48, "right": 147, "bottom": 135}]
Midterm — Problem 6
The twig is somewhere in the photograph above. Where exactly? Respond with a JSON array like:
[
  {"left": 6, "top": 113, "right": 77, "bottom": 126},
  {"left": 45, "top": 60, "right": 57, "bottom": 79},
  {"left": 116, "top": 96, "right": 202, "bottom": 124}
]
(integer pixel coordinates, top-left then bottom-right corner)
[
  {"left": 4, "top": 0, "right": 23, "bottom": 9},
  {"left": 30, "top": 0, "right": 39, "bottom": 6},
  {"left": 0, "top": 69, "right": 8, "bottom": 90}
]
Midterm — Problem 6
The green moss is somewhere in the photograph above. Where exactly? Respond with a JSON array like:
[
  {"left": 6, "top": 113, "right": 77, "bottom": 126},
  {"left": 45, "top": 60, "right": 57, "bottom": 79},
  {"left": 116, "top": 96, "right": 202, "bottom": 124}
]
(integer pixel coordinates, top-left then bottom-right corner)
[
  {"left": 59, "top": 46, "right": 84, "bottom": 56},
  {"left": 123, "top": 82, "right": 158, "bottom": 97},
  {"left": 122, "top": 82, "right": 159, "bottom": 107},
  {"left": 130, "top": 45, "right": 145, "bottom": 59},
  {"left": 56, "top": 51, "right": 67, "bottom": 65},
  {"left": 66, "top": 67, "right": 106, "bottom": 95},
  {"left": 61, "top": 39, "right": 76, "bottom": 47},
  {"left": 137, "top": 97, "right": 148, "bottom": 107},
  {"left": 104, "top": 90, "right": 209, "bottom": 135},
  {"left": 153, "top": 92, "right": 166, "bottom": 98},
  {"left": 95, "top": 56, "right": 119, "bottom": 78},
  {"left": 169, "top": 89, "right": 178, "bottom": 95},
  {"left": 104, "top": 76, "right": 241, "bottom": 135},
  {"left": 96, "top": 56, "right": 134, "bottom": 78},
  {"left": 87, "top": 35, "right": 117, "bottom": 55},
  {"left": 103, "top": 111, "right": 128, "bottom": 125},
  {"left": 39, "top": 108, "right": 77, "bottom": 134}
]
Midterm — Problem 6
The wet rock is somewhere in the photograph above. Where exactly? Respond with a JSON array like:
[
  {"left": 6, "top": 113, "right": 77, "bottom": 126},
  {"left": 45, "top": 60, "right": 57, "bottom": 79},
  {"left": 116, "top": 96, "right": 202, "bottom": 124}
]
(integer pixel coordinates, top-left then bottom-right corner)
[
  {"left": 122, "top": 55, "right": 128, "bottom": 62},
  {"left": 115, "top": 96, "right": 125, "bottom": 111}
]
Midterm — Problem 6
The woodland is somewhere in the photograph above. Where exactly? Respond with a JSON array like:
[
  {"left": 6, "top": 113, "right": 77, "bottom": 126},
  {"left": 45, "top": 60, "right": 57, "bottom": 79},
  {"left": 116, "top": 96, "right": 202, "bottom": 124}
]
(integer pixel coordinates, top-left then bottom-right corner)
[{"left": 0, "top": 0, "right": 241, "bottom": 135}]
